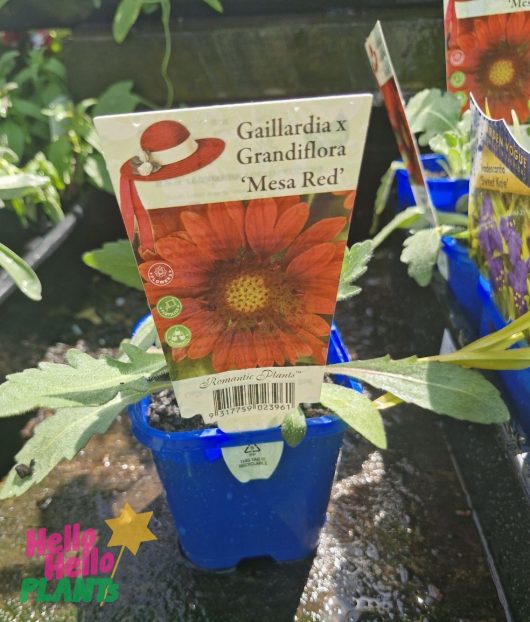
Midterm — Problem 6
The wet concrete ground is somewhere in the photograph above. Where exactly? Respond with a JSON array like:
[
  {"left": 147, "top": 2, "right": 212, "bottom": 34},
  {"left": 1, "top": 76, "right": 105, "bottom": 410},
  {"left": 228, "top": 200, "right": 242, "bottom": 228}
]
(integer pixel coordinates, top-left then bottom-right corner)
[{"left": 0, "top": 240, "right": 506, "bottom": 621}]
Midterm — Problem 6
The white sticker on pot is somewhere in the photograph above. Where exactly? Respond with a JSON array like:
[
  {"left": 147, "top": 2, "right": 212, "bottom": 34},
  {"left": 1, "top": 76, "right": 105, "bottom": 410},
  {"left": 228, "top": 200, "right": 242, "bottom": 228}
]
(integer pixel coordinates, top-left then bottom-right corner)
[{"left": 221, "top": 441, "right": 284, "bottom": 483}]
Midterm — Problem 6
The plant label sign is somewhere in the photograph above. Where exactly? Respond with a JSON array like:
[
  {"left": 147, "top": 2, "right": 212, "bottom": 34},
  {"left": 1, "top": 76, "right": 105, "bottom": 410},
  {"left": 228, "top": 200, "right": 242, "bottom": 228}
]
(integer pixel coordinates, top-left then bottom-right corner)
[
  {"left": 444, "top": 0, "right": 530, "bottom": 122},
  {"left": 468, "top": 95, "right": 530, "bottom": 320},
  {"left": 365, "top": 21, "right": 435, "bottom": 221},
  {"left": 95, "top": 95, "right": 372, "bottom": 432}
]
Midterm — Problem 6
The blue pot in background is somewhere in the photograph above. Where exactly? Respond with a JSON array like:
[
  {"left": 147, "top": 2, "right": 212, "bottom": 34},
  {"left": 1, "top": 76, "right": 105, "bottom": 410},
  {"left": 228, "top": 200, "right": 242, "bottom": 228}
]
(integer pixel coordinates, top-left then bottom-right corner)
[
  {"left": 478, "top": 278, "right": 530, "bottom": 437},
  {"left": 438, "top": 237, "right": 482, "bottom": 329},
  {"left": 128, "top": 317, "right": 360, "bottom": 570},
  {"left": 396, "top": 154, "right": 469, "bottom": 212}
]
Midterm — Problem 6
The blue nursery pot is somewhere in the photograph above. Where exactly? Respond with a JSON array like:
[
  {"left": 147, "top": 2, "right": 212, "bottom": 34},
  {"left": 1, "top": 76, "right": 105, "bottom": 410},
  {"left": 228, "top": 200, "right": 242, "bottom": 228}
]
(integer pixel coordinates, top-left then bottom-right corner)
[
  {"left": 438, "top": 237, "right": 482, "bottom": 330},
  {"left": 128, "top": 316, "right": 360, "bottom": 570},
  {"left": 478, "top": 278, "right": 530, "bottom": 437},
  {"left": 396, "top": 154, "right": 469, "bottom": 212}
]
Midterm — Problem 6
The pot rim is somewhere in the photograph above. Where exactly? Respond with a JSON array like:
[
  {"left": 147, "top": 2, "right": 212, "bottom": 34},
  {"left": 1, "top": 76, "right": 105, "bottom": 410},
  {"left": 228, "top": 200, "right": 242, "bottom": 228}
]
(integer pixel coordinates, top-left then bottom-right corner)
[{"left": 128, "top": 397, "right": 346, "bottom": 451}]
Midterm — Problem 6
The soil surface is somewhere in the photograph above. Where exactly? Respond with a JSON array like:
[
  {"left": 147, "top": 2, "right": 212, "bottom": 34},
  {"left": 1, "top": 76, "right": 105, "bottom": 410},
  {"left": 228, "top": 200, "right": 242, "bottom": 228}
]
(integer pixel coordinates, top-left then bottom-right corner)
[
  {"left": 0, "top": 238, "right": 505, "bottom": 621},
  {"left": 147, "top": 389, "right": 332, "bottom": 432}
]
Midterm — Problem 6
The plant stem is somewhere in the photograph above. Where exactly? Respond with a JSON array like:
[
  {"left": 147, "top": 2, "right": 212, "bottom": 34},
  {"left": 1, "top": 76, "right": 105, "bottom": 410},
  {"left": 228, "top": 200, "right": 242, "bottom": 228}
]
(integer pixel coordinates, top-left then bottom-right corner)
[{"left": 160, "top": 0, "right": 174, "bottom": 108}]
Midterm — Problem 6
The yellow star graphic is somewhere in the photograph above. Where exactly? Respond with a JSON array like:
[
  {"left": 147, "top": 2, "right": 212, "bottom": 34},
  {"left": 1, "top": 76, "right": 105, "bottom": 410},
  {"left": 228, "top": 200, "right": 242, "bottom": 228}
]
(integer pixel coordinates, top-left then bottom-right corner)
[{"left": 105, "top": 502, "right": 157, "bottom": 555}]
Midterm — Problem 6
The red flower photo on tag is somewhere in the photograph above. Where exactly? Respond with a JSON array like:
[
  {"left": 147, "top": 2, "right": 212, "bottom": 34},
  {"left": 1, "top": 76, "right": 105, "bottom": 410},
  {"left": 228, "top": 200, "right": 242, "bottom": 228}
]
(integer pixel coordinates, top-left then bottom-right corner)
[
  {"left": 445, "top": 3, "right": 530, "bottom": 122},
  {"left": 137, "top": 195, "right": 350, "bottom": 373}
]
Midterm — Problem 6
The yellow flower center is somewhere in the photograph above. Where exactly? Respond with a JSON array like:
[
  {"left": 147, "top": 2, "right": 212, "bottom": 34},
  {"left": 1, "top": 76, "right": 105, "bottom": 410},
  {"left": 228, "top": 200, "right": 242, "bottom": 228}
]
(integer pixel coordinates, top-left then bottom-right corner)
[
  {"left": 488, "top": 58, "right": 515, "bottom": 87},
  {"left": 225, "top": 274, "right": 270, "bottom": 314}
]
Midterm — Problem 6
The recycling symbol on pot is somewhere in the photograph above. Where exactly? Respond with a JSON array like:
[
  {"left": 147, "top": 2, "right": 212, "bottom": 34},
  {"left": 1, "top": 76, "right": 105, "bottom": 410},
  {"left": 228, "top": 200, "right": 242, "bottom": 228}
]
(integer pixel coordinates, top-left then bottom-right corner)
[{"left": 244, "top": 445, "right": 261, "bottom": 455}]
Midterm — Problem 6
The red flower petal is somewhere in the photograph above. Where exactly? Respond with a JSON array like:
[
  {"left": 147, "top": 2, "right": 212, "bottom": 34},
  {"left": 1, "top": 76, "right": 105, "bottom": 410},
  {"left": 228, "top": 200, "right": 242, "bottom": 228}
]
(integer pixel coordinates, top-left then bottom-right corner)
[
  {"left": 286, "top": 217, "right": 346, "bottom": 261},
  {"left": 187, "top": 322, "right": 224, "bottom": 360},
  {"left": 212, "top": 330, "right": 236, "bottom": 372},
  {"left": 300, "top": 313, "right": 331, "bottom": 337},
  {"left": 286, "top": 243, "right": 336, "bottom": 280},
  {"left": 302, "top": 293, "right": 336, "bottom": 315},
  {"left": 268, "top": 202, "right": 309, "bottom": 253},
  {"left": 207, "top": 202, "right": 246, "bottom": 259},
  {"left": 253, "top": 330, "right": 275, "bottom": 367},
  {"left": 275, "top": 195, "right": 301, "bottom": 217},
  {"left": 245, "top": 198, "right": 278, "bottom": 255}
]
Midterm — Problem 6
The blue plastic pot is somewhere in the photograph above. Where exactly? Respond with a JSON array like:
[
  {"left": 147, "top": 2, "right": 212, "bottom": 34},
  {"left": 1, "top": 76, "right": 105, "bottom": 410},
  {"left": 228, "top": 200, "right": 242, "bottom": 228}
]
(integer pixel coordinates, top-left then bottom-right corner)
[
  {"left": 128, "top": 317, "right": 360, "bottom": 570},
  {"left": 478, "top": 278, "right": 530, "bottom": 436},
  {"left": 396, "top": 154, "right": 469, "bottom": 212},
  {"left": 439, "top": 237, "right": 482, "bottom": 329},
  {"left": 129, "top": 400, "right": 347, "bottom": 569}
]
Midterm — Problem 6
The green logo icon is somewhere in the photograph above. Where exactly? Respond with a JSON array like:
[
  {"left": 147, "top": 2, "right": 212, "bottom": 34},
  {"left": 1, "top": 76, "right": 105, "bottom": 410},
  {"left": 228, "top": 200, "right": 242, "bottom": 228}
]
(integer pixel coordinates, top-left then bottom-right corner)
[
  {"left": 156, "top": 296, "right": 183, "bottom": 319},
  {"left": 165, "top": 325, "right": 192, "bottom": 349},
  {"left": 450, "top": 71, "right": 465, "bottom": 89}
]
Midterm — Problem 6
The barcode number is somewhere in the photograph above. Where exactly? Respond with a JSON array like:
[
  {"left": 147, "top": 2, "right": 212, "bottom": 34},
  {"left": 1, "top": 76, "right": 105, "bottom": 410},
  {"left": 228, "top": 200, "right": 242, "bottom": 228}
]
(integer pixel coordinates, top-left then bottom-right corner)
[{"left": 212, "top": 382, "right": 295, "bottom": 416}]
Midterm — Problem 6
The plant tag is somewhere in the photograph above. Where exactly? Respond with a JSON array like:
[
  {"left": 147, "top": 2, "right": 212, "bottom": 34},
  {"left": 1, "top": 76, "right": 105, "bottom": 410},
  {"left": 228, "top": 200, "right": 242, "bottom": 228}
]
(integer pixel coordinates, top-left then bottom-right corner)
[
  {"left": 221, "top": 441, "right": 284, "bottom": 483},
  {"left": 440, "top": 329, "right": 457, "bottom": 355},
  {"left": 468, "top": 97, "right": 530, "bottom": 322},
  {"left": 365, "top": 21, "right": 436, "bottom": 223},
  {"left": 94, "top": 94, "right": 372, "bottom": 432},
  {"left": 437, "top": 250, "right": 449, "bottom": 281},
  {"left": 444, "top": 0, "right": 530, "bottom": 122}
]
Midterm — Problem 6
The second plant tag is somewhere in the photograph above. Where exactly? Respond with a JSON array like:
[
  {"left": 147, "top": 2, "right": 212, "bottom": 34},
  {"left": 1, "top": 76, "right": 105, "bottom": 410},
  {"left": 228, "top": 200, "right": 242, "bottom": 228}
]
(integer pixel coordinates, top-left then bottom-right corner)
[
  {"left": 95, "top": 94, "right": 372, "bottom": 432},
  {"left": 365, "top": 21, "right": 436, "bottom": 222}
]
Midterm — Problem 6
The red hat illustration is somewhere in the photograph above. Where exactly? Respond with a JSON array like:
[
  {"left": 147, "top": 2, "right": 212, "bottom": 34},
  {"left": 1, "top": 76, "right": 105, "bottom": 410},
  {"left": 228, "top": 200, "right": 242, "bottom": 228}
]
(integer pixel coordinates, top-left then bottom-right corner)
[{"left": 119, "top": 120, "right": 225, "bottom": 250}]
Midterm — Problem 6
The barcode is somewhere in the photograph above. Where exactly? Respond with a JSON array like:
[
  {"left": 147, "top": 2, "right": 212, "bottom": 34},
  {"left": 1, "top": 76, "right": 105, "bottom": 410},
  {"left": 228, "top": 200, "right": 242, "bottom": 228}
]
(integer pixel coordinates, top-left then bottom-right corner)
[{"left": 213, "top": 382, "right": 295, "bottom": 414}]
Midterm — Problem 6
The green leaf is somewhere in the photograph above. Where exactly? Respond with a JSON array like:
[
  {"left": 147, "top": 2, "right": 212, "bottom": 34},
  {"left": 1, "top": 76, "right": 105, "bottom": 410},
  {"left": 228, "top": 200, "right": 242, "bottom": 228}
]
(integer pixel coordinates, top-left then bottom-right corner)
[
  {"left": 338, "top": 240, "right": 374, "bottom": 301},
  {"left": 44, "top": 57, "right": 67, "bottom": 81},
  {"left": 11, "top": 98, "right": 46, "bottom": 121},
  {"left": 320, "top": 383, "right": 387, "bottom": 449},
  {"left": 130, "top": 315, "right": 158, "bottom": 351},
  {"left": 405, "top": 88, "right": 461, "bottom": 146},
  {"left": 461, "top": 309, "right": 530, "bottom": 353},
  {"left": 47, "top": 135, "right": 73, "bottom": 185},
  {"left": 112, "top": 0, "right": 144, "bottom": 43},
  {"left": 0, "top": 172, "right": 49, "bottom": 199},
  {"left": 372, "top": 206, "right": 423, "bottom": 249},
  {"left": 106, "top": 343, "right": 166, "bottom": 378},
  {"left": 281, "top": 407, "right": 307, "bottom": 447},
  {"left": 0, "top": 50, "right": 19, "bottom": 80},
  {"left": 201, "top": 0, "right": 224, "bottom": 12},
  {"left": 0, "top": 242, "right": 41, "bottom": 301},
  {"left": 327, "top": 356, "right": 509, "bottom": 424},
  {"left": 0, "top": 145, "right": 18, "bottom": 163},
  {"left": 427, "top": 349, "right": 530, "bottom": 370},
  {"left": 0, "top": 394, "right": 136, "bottom": 499},
  {"left": 83, "top": 153, "right": 113, "bottom": 193},
  {"left": 370, "top": 161, "right": 406, "bottom": 234},
  {"left": 0, "top": 347, "right": 166, "bottom": 417},
  {"left": 82, "top": 240, "right": 143, "bottom": 290},
  {"left": 0, "top": 119, "right": 27, "bottom": 158},
  {"left": 92, "top": 80, "right": 144, "bottom": 117},
  {"left": 400, "top": 228, "right": 441, "bottom": 287}
]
